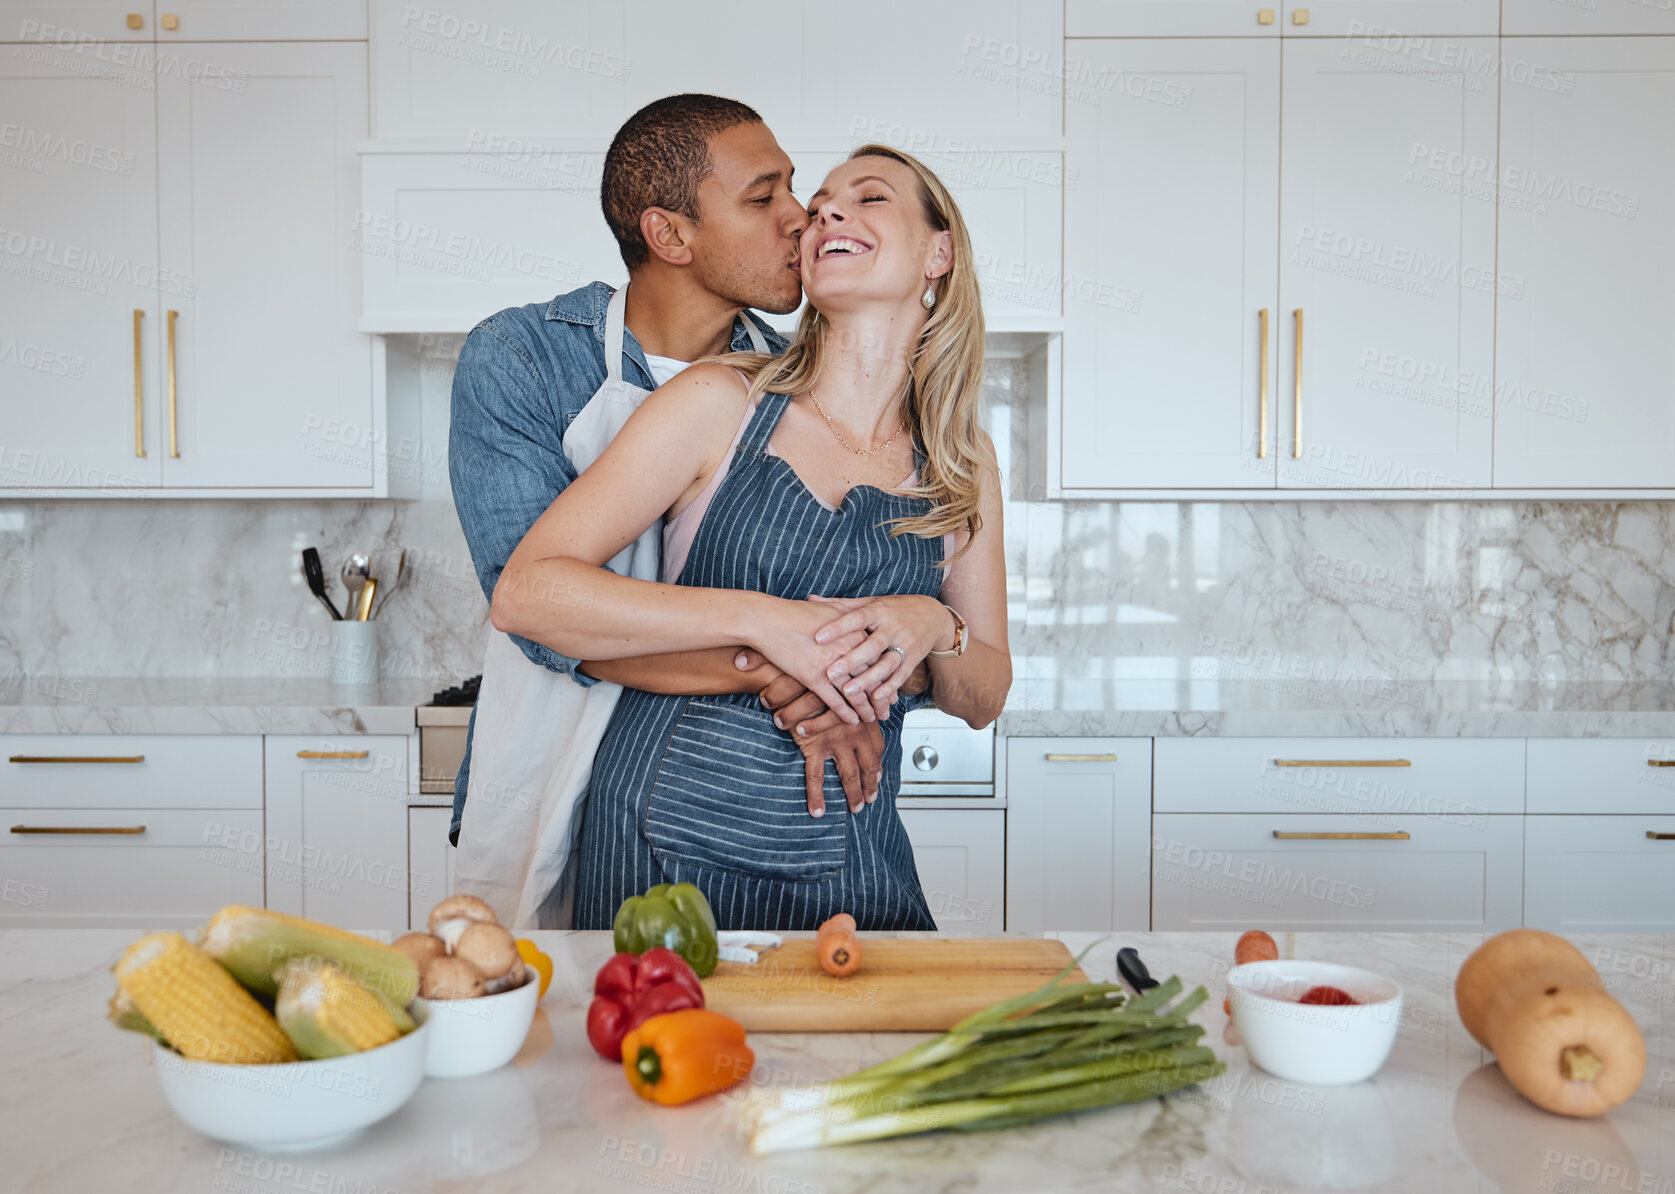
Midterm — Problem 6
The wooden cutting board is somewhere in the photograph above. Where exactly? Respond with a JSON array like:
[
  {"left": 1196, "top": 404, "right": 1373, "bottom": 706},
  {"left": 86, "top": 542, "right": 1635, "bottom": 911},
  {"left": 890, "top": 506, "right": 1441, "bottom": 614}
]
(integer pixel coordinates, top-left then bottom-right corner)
[{"left": 700, "top": 937, "right": 1088, "bottom": 1032}]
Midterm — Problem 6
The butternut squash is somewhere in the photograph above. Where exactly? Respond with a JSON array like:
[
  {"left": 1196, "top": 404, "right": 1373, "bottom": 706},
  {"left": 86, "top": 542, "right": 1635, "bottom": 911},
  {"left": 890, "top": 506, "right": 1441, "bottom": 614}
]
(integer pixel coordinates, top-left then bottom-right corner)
[{"left": 1454, "top": 929, "right": 1646, "bottom": 1118}]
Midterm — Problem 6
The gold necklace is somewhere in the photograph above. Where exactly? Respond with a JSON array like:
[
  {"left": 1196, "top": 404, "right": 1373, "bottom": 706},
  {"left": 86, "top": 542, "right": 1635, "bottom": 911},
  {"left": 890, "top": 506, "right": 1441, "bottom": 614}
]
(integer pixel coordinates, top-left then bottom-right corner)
[{"left": 806, "top": 388, "right": 906, "bottom": 457}]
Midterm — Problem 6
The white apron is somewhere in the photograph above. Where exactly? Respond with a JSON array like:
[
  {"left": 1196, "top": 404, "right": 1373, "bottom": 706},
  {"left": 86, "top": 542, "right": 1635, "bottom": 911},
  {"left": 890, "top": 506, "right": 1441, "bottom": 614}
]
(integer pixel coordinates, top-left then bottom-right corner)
[{"left": 453, "top": 284, "right": 766, "bottom": 928}]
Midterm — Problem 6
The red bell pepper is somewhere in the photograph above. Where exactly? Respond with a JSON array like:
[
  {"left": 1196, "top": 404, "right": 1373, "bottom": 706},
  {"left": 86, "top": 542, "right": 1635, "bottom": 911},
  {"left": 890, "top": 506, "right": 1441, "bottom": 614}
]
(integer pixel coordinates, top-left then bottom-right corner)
[{"left": 586, "top": 947, "right": 705, "bottom": 1061}]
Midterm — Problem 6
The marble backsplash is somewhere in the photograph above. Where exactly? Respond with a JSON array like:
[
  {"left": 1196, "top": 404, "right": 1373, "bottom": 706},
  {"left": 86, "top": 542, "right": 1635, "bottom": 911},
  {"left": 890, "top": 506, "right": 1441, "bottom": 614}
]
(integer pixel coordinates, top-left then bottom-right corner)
[{"left": 5, "top": 353, "right": 1674, "bottom": 708}]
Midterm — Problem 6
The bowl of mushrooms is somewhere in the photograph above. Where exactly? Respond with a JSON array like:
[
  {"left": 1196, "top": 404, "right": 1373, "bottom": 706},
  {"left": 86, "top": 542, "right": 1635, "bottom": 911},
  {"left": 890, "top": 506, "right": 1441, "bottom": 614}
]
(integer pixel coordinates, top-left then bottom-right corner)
[{"left": 392, "top": 895, "right": 540, "bottom": 1079}]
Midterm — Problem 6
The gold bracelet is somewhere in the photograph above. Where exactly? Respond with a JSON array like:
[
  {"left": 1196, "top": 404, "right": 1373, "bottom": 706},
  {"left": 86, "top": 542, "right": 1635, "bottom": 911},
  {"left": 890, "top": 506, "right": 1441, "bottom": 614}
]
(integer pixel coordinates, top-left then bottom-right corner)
[{"left": 927, "top": 603, "right": 968, "bottom": 658}]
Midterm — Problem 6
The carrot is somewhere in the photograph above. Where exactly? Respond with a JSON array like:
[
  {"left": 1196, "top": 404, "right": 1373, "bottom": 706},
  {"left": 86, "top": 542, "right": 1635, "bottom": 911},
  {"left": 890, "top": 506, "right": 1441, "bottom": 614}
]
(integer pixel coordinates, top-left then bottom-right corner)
[
  {"left": 1235, "top": 930, "right": 1279, "bottom": 966},
  {"left": 816, "top": 914, "right": 862, "bottom": 977}
]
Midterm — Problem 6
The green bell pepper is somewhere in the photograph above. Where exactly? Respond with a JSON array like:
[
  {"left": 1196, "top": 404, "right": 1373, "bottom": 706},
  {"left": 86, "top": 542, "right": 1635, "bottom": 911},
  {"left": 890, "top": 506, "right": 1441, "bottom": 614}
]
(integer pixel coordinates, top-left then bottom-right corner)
[{"left": 613, "top": 882, "right": 720, "bottom": 978}]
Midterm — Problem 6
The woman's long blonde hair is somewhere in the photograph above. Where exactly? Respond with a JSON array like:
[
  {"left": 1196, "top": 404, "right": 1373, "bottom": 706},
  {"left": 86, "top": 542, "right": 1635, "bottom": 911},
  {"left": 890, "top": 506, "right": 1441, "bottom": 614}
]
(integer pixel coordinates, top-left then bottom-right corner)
[{"left": 715, "top": 144, "right": 988, "bottom": 563}]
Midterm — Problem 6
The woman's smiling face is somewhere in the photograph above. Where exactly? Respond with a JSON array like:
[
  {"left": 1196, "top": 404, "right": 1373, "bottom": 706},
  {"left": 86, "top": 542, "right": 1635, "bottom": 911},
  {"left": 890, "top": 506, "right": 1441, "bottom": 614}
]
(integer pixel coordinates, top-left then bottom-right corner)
[{"left": 799, "top": 155, "right": 949, "bottom": 316}]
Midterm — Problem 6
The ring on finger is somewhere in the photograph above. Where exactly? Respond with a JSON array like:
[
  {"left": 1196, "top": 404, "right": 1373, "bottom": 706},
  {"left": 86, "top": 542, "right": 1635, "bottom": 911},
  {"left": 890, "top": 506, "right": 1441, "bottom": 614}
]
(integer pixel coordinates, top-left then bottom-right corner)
[{"left": 882, "top": 645, "right": 906, "bottom": 669}]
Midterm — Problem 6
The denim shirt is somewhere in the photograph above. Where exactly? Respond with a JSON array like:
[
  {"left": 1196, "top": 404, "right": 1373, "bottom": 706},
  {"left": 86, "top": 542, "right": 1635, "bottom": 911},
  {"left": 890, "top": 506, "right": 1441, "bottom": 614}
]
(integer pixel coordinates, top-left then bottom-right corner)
[{"left": 448, "top": 281, "right": 787, "bottom": 839}]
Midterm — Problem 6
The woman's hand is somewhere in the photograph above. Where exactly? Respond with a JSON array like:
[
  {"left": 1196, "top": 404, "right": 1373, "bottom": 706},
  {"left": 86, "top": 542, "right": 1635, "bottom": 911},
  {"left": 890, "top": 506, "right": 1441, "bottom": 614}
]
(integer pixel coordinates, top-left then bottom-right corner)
[
  {"left": 810, "top": 594, "right": 954, "bottom": 722},
  {"left": 747, "top": 600, "right": 873, "bottom": 724}
]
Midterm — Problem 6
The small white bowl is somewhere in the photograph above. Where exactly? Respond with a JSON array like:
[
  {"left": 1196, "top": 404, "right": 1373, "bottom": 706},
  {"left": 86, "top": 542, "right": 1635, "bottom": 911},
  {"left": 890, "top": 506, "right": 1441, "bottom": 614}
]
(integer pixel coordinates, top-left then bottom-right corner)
[
  {"left": 1228, "top": 960, "right": 1403, "bottom": 1085},
  {"left": 423, "top": 964, "right": 540, "bottom": 1079},
  {"left": 154, "top": 1000, "right": 430, "bottom": 1151}
]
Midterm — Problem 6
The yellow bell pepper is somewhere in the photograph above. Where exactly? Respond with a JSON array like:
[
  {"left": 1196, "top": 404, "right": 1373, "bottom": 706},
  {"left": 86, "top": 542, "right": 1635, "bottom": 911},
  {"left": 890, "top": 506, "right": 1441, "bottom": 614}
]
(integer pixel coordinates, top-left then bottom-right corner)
[{"left": 516, "top": 938, "right": 552, "bottom": 998}]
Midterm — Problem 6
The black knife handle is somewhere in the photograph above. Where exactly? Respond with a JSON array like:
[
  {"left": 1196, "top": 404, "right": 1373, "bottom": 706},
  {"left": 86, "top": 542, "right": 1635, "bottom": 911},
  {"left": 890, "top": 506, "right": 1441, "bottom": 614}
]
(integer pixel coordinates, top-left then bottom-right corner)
[{"left": 1117, "top": 946, "right": 1159, "bottom": 992}]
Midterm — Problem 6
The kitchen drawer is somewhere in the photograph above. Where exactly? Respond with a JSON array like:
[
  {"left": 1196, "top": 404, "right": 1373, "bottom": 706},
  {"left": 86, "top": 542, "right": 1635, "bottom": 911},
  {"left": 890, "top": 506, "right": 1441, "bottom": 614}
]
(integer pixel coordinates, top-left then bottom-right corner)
[
  {"left": 1151, "top": 814, "right": 1524, "bottom": 932},
  {"left": 1527, "top": 740, "right": 1675, "bottom": 815},
  {"left": 1153, "top": 738, "right": 1524, "bottom": 817},
  {"left": 899, "top": 809, "right": 1005, "bottom": 935},
  {"left": 1526, "top": 816, "right": 1675, "bottom": 932},
  {"left": 0, "top": 809, "right": 264, "bottom": 928},
  {"left": 0, "top": 735, "right": 263, "bottom": 809}
]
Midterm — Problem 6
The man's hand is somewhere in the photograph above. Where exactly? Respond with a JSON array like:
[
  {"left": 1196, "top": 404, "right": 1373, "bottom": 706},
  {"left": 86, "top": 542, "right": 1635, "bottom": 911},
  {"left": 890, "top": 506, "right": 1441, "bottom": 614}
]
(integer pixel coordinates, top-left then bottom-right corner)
[
  {"left": 795, "top": 718, "right": 885, "bottom": 817},
  {"left": 757, "top": 661, "right": 928, "bottom": 741}
]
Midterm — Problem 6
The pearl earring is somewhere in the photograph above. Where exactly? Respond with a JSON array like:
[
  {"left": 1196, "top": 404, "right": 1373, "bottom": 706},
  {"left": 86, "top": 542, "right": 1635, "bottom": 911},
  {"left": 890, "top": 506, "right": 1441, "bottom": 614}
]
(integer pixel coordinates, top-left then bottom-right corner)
[{"left": 922, "top": 284, "right": 936, "bottom": 310}]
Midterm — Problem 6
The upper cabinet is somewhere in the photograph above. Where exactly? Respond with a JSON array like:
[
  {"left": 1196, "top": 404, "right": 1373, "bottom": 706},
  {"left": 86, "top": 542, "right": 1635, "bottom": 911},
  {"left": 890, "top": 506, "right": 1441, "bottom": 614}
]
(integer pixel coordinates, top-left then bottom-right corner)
[
  {"left": 1494, "top": 38, "right": 1675, "bottom": 488},
  {"left": 1276, "top": 38, "right": 1498, "bottom": 492},
  {"left": 368, "top": 0, "right": 1063, "bottom": 142},
  {"left": 1069, "top": 0, "right": 1498, "bottom": 36},
  {"left": 0, "top": 0, "right": 364, "bottom": 40},
  {"left": 1063, "top": 39, "right": 1280, "bottom": 489},
  {"left": 1505, "top": 0, "right": 1675, "bottom": 33}
]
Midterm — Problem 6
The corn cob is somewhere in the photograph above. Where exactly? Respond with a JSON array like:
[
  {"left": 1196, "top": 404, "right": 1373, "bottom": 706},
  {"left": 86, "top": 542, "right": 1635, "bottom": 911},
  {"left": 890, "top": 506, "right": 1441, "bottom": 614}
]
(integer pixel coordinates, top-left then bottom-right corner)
[
  {"left": 275, "top": 956, "right": 403, "bottom": 1059},
  {"left": 107, "top": 987, "right": 168, "bottom": 1044},
  {"left": 198, "top": 905, "right": 419, "bottom": 1010},
  {"left": 114, "top": 932, "right": 297, "bottom": 1065}
]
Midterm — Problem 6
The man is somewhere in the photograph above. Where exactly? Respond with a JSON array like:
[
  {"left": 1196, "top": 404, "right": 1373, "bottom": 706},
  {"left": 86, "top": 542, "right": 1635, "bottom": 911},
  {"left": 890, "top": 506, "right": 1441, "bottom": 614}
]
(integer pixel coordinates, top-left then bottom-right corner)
[{"left": 447, "top": 96, "right": 922, "bottom": 909}]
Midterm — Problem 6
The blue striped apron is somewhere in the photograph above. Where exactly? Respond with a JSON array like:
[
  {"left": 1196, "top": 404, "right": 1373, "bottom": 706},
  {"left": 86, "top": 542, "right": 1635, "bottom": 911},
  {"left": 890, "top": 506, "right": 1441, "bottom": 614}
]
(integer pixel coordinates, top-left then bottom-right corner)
[{"left": 573, "top": 390, "right": 944, "bottom": 932}]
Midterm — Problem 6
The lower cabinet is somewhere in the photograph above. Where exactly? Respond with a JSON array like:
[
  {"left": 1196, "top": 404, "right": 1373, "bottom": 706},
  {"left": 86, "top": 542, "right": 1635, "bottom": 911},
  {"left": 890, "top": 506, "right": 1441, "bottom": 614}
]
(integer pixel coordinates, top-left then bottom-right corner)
[
  {"left": 1151, "top": 814, "right": 1524, "bottom": 931},
  {"left": 407, "top": 806, "right": 457, "bottom": 931},
  {"left": 264, "top": 736, "right": 411, "bottom": 930},
  {"left": 1005, "top": 739, "right": 1152, "bottom": 932},
  {"left": 898, "top": 808, "right": 1005, "bottom": 934},
  {"left": 0, "top": 809, "right": 263, "bottom": 928},
  {"left": 1525, "top": 816, "right": 1675, "bottom": 933}
]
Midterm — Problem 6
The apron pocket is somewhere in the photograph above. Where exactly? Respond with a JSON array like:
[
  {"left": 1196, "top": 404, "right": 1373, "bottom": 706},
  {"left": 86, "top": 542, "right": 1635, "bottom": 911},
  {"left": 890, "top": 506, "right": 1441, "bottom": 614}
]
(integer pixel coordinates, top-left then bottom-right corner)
[{"left": 642, "top": 698, "right": 846, "bottom": 882}]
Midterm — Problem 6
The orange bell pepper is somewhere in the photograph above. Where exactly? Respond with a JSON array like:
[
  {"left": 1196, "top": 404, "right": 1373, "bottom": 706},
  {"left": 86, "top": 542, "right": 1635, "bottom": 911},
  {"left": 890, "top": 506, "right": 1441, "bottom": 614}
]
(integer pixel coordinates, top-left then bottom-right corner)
[{"left": 620, "top": 1009, "right": 754, "bottom": 1106}]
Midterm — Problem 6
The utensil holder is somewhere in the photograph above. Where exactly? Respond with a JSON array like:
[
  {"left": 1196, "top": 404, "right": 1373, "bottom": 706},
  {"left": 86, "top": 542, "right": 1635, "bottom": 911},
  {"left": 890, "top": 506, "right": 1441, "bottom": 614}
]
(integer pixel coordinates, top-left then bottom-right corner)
[{"left": 330, "top": 620, "right": 379, "bottom": 686}]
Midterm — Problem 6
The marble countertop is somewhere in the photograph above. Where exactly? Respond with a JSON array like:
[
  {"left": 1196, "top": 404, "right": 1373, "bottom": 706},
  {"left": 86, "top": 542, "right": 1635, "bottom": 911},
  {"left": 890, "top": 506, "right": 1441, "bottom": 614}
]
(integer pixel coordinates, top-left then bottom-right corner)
[
  {"left": 7, "top": 927, "right": 1674, "bottom": 1193},
  {"left": 8, "top": 672, "right": 1675, "bottom": 738},
  {"left": 0, "top": 676, "right": 443, "bottom": 735}
]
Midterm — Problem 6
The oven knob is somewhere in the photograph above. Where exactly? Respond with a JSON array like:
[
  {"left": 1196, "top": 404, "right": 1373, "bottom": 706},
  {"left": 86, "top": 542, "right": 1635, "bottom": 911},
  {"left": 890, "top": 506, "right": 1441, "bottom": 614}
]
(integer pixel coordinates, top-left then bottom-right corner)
[{"left": 911, "top": 745, "right": 939, "bottom": 772}]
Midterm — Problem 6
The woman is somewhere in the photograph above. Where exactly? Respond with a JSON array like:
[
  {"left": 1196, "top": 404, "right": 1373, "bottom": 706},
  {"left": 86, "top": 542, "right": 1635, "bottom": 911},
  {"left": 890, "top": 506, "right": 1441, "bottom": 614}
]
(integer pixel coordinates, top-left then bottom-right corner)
[{"left": 491, "top": 145, "right": 1010, "bottom": 930}]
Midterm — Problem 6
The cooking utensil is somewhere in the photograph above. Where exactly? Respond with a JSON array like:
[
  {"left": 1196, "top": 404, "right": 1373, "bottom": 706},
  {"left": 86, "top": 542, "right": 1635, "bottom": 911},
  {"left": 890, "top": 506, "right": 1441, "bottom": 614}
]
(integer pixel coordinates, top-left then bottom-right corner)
[
  {"left": 701, "top": 937, "right": 1087, "bottom": 1032},
  {"left": 301, "top": 547, "right": 342, "bottom": 620},
  {"left": 370, "top": 547, "right": 410, "bottom": 620},
  {"left": 1116, "top": 946, "right": 1159, "bottom": 993},
  {"left": 356, "top": 577, "right": 378, "bottom": 621},
  {"left": 341, "top": 553, "right": 371, "bottom": 620}
]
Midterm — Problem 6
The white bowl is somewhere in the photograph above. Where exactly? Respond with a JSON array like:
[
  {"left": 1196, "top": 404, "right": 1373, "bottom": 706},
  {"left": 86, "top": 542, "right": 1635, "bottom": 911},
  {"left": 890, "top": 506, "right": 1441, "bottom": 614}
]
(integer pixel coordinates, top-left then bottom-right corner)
[
  {"left": 423, "top": 964, "right": 540, "bottom": 1079},
  {"left": 1228, "top": 960, "right": 1402, "bottom": 1085},
  {"left": 153, "top": 1000, "right": 430, "bottom": 1151}
]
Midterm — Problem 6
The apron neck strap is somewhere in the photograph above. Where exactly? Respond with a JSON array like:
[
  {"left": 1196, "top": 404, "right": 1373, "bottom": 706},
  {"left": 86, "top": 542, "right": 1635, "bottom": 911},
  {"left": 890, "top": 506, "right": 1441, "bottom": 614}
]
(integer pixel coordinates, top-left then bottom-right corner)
[
  {"left": 740, "top": 312, "right": 769, "bottom": 353},
  {"left": 603, "top": 283, "right": 629, "bottom": 385}
]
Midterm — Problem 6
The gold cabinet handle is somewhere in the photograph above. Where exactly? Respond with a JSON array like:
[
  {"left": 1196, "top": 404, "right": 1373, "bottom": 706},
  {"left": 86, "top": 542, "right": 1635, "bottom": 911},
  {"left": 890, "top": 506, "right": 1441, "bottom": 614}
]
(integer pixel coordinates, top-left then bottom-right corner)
[
  {"left": 166, "top": 309, "right": 180, "bottom": 458},
  {"left": 1258, "top": 7, "right": 1275, "bottom": 21},
  {"left": 296, "top": 749, "right": 370, "bottom": 759},
  {"left": 1293, "top": 6, "right": 1310, "bottom": 22},
  {"left": 9, "top": 755, "right": 145, "bottom": 764},
  {"left": 126, "top": 12, "right": 143, "bottom": 28},
  {"left": 1272, "top": 758, "right": 1410, "bottom": 768},
  {"left": 1647, "top": 832, "right": 1675, "bottom": 841},
  {"left": 161, "top": 13, "right": 178, "bottom": 29},
  {"left": 1273, "top": 831, "right": 1410, "bottom": 841},
  {"left": 1044, "top": 753, "right": 1118, "bottom": 763},
  {"left": 12, "top": 824, "right": 146, "bottom": 835},
  {"left": 1257, "top": 308, "right": 1270, "bottom": 458},
  {"left": 1291, "top": 308, "right": 1303, "bottom": 458},
  {"left": 1647, "top": 760, "right": 1675, "bottom": 768},
  {"left": 133, "top": 309, "right": 146, "bottom": 457}
]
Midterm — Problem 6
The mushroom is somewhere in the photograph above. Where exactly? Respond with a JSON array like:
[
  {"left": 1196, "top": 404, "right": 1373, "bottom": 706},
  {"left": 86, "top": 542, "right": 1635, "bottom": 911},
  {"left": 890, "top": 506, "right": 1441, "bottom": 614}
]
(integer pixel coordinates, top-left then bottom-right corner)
[
  {"left": 427, "top": 894, "right": 498, "bottom": 951},
  {"left": 455, "top": 922, "right": 525, "bottom": 994},
  {"left": 391, "top": 931, "right": 445, "bottom": 969},
  {"left": 420, "top": 954, "right": 486, "bottom": 1000}
]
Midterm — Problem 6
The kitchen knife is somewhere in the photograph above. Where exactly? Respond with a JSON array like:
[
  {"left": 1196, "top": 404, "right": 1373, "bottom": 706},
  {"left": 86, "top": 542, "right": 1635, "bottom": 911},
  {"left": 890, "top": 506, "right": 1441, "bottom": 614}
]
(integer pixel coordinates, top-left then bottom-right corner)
[
  {"left": 1116, "top": 946, "right": 1159, "bottom": 993},
  {"left": 301, "top": 547, "right": 342, "bottom": 620}
]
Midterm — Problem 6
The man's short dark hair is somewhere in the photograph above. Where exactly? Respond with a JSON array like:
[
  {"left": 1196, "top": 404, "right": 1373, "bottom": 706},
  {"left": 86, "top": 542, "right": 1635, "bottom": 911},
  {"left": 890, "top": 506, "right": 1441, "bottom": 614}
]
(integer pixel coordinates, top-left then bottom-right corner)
[{"left": 601, "top": 93, "right": 763, "bottom": 272}]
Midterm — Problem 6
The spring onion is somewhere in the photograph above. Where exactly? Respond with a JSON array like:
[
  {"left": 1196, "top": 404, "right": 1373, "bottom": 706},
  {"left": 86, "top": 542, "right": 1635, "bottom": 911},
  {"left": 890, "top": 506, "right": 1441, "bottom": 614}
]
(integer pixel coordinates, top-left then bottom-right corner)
[{"left": 729, "top": 947, "right": 1225, "bottom": 1154}]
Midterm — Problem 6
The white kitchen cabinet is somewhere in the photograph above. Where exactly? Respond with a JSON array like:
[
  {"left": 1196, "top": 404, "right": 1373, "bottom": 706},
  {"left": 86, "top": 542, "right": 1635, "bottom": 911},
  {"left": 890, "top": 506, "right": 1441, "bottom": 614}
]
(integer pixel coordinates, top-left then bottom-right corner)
[
  {"left": 1062, "top": 39, "right": 1280, "bottom": 489},
  {"left": 0, "top": 808, "right": 264, "bottom": 927},
  {"left": 1151, "top": 813, "right": 1524, "bottom": 931},
  {"left": 265, "top": 736, "right": 412, "bottom": 930},
  {"left": 1525, "top": 817, "right": 1675, "bottom": 932},
  {"left": 1, "top": 734, "right": 263, "bottom": 807},
  {"left": 0, "top": 52, "right": 162, "bottom": 493},
  {"left": 898, "top": 808, "right": 1005, "bottom": 935},
  {"left": 1006, "top": 739, "right": 1151, "bottom": 932},
  {"left": 1153, "top": 737, "right": 1525, "bottom": 817},
  {"left": 369, "top": 0, "right": 1062, "bottom": 142},
  {"left": 1505, "top": 0, "right": 1675, "bottom": 34},
  {"left": 1277, "top": 0, "right": 1499, "bottom": 35},
  {"left": 1068, "top": 0, "right": 1279, "bottom": 36},
  {"left": 407, "top": 805, "right": 455, "bottom": 930},
  {"left": 1276, "top": 38, "right": 1497, "bottom": 492},
  {"left": 0, "top": 1, "right": 153, "bottom": 40},
  {"left": 1494, "top": 39, "right": 1675, "bottom": 489},
  {"left": 155, "top": 0, "right": 367, "bottom": 41},
  {"left": 1527, "top": 739, "right": 1675, "bottom": 816},
  {"left": 157, "top": 42, "right": 372, "bottom": 488}
]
